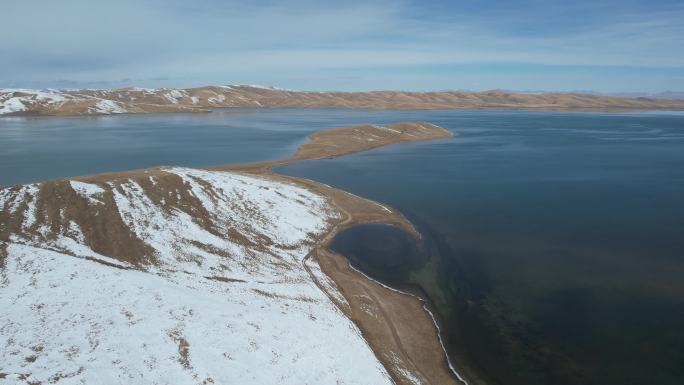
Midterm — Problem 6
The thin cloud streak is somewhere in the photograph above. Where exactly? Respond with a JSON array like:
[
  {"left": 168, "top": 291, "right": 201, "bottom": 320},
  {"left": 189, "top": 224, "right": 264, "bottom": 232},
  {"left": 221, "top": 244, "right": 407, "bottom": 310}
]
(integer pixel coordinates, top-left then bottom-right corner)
[{"left": 1, "top": 0, "right": 682, "bottom": 91}]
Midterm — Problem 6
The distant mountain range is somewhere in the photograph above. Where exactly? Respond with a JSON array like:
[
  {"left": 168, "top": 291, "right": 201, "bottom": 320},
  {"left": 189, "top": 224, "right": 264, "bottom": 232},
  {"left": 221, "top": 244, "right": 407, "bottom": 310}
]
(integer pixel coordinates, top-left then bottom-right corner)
[
  {"left": 2, "top": 85, "right": 683, "bottom": 116},
  {"left": 567, "top": 90, "right": 684, "bottom": 101}
]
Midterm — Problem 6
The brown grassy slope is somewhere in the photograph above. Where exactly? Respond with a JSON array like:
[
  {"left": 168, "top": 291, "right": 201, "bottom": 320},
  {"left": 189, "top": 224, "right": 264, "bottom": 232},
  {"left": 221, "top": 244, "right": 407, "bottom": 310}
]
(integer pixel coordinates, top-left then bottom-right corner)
[
  {"left": 220, "top": 86, "right": 684, "bottom": 110},
  {"left": 212, "top": 121, "right": 454, "bottom": 176},
  {"left": 293, "top": 121, "right": 452, "bottom": 160}
]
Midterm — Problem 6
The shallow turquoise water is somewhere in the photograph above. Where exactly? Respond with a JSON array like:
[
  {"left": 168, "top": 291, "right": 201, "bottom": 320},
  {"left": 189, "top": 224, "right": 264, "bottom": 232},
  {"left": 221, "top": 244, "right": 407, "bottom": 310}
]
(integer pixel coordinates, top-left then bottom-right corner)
[{"left": 2, "top": 108, "right": 684, "bottom": 385}]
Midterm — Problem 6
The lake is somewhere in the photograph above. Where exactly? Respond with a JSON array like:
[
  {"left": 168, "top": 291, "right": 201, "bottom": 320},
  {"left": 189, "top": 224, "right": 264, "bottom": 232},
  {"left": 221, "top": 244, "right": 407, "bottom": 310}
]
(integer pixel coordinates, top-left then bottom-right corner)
[
  {"left": 1, "top": 108, "right": 454, "bottom": 186},
  {"left": 3, "top": 108, "right": 684, "bottom": 385}
]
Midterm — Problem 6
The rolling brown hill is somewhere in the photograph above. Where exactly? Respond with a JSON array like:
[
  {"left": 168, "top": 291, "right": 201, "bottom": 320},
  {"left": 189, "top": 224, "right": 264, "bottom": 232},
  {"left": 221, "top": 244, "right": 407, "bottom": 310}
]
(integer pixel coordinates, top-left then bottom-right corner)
[{"left": 2, "top": 85, "right": 684, "bottom": 116}]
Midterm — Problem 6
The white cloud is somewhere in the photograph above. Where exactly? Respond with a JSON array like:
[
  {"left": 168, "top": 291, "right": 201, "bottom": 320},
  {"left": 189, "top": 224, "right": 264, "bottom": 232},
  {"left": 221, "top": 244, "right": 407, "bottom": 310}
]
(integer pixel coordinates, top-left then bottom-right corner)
[{"left": 1, "top": 0, "right": 683, "bottom": 91}]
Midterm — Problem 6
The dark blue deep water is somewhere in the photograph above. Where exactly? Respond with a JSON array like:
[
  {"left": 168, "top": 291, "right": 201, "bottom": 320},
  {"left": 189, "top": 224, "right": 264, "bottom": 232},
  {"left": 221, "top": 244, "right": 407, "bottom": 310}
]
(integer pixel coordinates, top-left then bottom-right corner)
[
  {"left": 279, "top": 110, "right": 684, "bottom": 385},
  {"left": 3, "top": 109, "right": 684, "bottom": 384}
]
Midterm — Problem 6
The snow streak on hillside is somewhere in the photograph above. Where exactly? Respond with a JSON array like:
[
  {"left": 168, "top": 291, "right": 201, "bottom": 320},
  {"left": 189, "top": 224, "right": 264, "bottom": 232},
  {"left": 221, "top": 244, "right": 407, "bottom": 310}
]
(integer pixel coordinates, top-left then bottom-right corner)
[
  {"left": 0, "top": 89, "right": 67, "bottom": 114},
  {"left": 3, "top": 85, "right": 684, "bottom": 116},
  {"left": 0, "top": 168, "right": 393, "bottom": 385}
]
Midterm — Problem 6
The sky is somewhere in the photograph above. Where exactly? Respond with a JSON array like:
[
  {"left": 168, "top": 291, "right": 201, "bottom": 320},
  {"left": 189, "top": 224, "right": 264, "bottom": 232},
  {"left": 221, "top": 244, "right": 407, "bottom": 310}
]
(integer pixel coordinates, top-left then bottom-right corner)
[{"left": 2, "top": 0, "right": 683, "bottom": 92}]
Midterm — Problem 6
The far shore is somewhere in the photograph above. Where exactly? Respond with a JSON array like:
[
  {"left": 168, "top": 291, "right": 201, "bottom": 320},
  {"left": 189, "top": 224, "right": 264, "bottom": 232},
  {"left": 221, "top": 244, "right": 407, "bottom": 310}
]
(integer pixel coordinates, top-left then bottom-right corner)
[{"left": 2, "top": 85, "right": 684, "bottom": 116}]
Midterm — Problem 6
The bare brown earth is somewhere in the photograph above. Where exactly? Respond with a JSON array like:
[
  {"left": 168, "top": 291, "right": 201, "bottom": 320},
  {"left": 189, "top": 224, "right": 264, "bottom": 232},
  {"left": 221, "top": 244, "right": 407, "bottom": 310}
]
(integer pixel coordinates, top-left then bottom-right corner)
[
  {"left": 219, "top": 121, "right": 455, "bottom": 174},
  {"left": 3, "top": 85, "right": 684, "bottom": 116},
  {"left": 0, "top": 121, "right": 463, "bottom": 385}
]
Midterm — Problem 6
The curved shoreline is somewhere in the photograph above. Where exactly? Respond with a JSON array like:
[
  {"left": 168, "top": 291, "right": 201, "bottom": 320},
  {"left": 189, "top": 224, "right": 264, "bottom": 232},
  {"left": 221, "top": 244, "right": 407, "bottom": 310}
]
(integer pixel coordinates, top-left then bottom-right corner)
[
  {"left": 346, "top": 258, "right": 469, "bottom": 385},
  {"left": 4, "top": 85, "right": 684, "bottom": 117},
  {"left": 222, "top": 121, "right": 467, "bottom": 384},
  {"left": 1, "top": 120, "right": 463, "bottom": 385},
  {"left": 331, "top": 223, "right": 469, "bottom": 384}
]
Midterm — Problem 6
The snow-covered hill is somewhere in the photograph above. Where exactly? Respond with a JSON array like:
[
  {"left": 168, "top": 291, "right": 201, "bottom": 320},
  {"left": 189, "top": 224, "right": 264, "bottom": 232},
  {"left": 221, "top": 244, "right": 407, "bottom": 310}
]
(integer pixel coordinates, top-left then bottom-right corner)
[
  {"left": 0, "top": 89, "right": 69, "bottom": 115},
  {"left": 0, "top": 168, "right": 394, "bottom": 385}
]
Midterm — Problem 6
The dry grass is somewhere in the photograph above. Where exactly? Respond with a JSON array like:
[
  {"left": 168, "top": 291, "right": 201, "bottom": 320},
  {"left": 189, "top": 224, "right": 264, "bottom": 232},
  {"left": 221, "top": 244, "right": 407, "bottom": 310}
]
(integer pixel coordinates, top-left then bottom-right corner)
[{"left": 5, "top": 85, "right": 684, "bottom": 116}]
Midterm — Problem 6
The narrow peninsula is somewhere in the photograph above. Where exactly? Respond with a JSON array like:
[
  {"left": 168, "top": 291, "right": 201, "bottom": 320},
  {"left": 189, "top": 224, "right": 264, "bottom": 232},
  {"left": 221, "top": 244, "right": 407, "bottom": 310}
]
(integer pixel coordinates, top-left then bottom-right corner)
[{"left": 0, "top": 121, "right": 464, "bottom": 385}]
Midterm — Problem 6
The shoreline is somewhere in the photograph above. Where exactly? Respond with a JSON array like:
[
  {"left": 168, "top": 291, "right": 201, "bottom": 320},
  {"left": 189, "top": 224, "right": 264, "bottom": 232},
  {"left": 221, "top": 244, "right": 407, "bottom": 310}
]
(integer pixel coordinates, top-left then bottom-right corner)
[
  {"left": 1, "top": 121, "right": 465, "bottom": 385},
  {"left": 279, "top": 177, "right": 464, "bottom": 385},
  {"left": 346, "top": 258, "right": 469, "bottom": 385},
  {"left": 222, "top": 121, "right": 467, "bottom": 384}
]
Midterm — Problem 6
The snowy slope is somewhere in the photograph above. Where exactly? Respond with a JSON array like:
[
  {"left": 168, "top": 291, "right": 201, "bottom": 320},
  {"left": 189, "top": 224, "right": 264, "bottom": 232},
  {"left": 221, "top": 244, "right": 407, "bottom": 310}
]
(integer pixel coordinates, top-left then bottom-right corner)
[
  {"left": 90, "top": 99, "right": 126, "bottom": 114},
  {"left": 0, "top": 168, "right": 393, "bottom": 385},
  {"left": 0, "top": 89, "right": 67, "bottom": 114}
]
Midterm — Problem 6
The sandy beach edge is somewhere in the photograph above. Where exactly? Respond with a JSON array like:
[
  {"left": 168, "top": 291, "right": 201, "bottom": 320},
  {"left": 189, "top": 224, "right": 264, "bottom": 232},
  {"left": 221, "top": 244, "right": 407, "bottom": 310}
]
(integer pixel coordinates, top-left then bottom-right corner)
[{"left": 220, "top": 121, "right": 469, "bottom": 385}]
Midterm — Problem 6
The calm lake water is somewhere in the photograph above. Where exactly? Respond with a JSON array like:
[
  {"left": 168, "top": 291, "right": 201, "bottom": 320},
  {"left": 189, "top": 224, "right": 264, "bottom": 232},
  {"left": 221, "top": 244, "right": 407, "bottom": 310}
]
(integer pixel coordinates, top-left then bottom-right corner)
[{"left": 3, "top": 109, "right": 684, "bottom": 385}]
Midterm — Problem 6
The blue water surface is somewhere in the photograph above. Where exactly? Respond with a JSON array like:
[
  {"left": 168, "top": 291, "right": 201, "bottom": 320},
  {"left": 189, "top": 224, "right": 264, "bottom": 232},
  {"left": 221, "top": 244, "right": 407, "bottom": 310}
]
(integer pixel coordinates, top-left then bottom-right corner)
[{"left": 3, "top": 108, "right": 684, "bottom": 385}]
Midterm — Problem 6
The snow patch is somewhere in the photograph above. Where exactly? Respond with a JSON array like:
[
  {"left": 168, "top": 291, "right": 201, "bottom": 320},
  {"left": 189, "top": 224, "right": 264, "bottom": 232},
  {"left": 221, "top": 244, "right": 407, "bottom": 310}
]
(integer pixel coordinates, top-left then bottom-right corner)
[
  {"left": 208, "top": 94, "right": 226, "bottom": 104},
  {"left": 0, "top": 89, "right": 68, "bottom": 115},
  {"left": 130, "top": 87, "right": 158, "bottom": 93},
  {"left": 92, "top": 99, "right": 126, "bottom": 114},
  {"left": 20, "top": 185, "right": 40, "bottom": 231},
  {"left": 0, "top": 97, "right": 27, "bottom": 114},
  {"left": 163, "top": 89, "right": 188, "bottom": 104},
  {"left": 69, "top": 181, "right": 105, "bottom": 205},
  {"left": 237, "top": 85, "right": 294, "bottom": 91},
  {"left": 372, "top": 124, "right": 401, "bottom": 134}
]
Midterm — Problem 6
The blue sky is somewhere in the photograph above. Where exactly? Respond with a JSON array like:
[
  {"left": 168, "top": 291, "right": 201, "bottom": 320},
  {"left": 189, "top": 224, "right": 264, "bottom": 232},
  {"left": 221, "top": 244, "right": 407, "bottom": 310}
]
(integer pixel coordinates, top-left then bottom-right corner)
[{"left": 2, "top": 0, "right": 683, "bottom": 92}]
